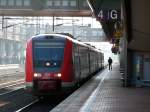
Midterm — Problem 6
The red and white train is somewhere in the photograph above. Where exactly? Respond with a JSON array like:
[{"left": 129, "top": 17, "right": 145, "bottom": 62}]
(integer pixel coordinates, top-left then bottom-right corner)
[{"left": 25, "top": 33, "right": 104, "bottom": 96}]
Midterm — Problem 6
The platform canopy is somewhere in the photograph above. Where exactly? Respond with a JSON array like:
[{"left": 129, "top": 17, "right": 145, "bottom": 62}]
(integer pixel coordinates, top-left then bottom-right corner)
[
  {"left": 0, "top": 0, "right": 92, "bottom": 17},
  {"left": 87, "top": 0, "right": 121, "bottom": 40}
]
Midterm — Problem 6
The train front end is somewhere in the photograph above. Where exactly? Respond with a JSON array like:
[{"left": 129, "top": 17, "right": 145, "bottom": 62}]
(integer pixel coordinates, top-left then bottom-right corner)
[{"left": 25, "top": 34, "right": 72, "bottom": 96}]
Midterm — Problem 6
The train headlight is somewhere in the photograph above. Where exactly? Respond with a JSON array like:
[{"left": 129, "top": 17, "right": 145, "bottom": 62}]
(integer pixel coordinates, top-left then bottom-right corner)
[
  {"left": 54, "top": 73, "right": 62, "bottom": 78},
  {"left": 57, "top": 73, "right": 62, "bottom": 77},
  {"left": 34, "top": 73, "right": 42, "bottom": 78}
]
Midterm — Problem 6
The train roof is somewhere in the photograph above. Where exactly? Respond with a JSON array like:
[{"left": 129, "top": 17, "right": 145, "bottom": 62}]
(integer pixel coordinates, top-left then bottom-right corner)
[{"left": 31, "top": 33, "right": 102, "bottom": 53}]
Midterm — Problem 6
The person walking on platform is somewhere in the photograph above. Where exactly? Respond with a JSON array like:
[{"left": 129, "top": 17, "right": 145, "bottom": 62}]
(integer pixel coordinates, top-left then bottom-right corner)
[{"left": 108, "top": 57, "right": 113, "bottom": 70}]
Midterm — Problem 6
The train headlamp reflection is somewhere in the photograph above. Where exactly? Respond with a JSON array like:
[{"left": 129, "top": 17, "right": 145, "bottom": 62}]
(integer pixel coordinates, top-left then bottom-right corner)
[{"left": 34, "top": 73, "right": 42, "bottom": 78}]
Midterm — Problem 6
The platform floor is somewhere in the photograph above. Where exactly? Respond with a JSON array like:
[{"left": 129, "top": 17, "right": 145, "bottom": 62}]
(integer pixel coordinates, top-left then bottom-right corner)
[{"left": 51, "top": 63, "right": 150, "bottom": 112}]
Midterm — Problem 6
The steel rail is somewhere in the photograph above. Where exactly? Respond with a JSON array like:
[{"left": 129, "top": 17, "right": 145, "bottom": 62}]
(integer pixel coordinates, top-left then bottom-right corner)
[{"left": 15, "top": 99, "right": 39, "bottom": 112}]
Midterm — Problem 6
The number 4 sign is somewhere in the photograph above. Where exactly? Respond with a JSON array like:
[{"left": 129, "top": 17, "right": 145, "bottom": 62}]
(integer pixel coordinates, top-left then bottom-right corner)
[{"left": 98, "top": 9, "right": 120, "bottom": 20}]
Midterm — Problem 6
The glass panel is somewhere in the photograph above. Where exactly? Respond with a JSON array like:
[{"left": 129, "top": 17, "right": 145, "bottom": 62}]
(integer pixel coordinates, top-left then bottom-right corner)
[
  {"left": 47, "top": 0, "right": 53, "bottom": 6},
  {"left": 34, "top": 41, "right": 64, "bottom": 61},
  {"left": 54, "top": 0, "right": 61, "bottom": 6},
  {"left": 70, "top": 0, "right": 76, "bottom": 7},
  {"left": 83, "top": 0, "right": 88, "bottom": 7},
  {"left": 16, "top": 0, "right": 22, "bottom": 6},
  {"left": 62, "top": 0, "right": 68, "bottom": 6},
  {"left": 8, "top": 0, "right": 15, "bottom": 6},
  {"left": 33, "top": 40, "right": 65, "bottom": 72},
  {"left": 0, "top": 0, "right": 7, "bottom": 6},
  {"left": 23, "top": 0, "right": 30, "bottom": 6},
  {"left": 92, "top": 31, "right": 97, "bottom": 36}
]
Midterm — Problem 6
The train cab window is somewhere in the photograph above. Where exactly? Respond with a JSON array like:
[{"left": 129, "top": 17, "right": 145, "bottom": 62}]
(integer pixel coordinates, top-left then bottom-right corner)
[{"left": 33, "top": 40, "right": 65, "bottom": 72}]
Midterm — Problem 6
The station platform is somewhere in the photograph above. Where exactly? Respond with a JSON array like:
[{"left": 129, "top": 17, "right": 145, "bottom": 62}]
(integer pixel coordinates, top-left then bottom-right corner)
[
  {"left": 0, "top": 64, "right": 19, "bottom": 69},
  {"left": 0, "top": 64, "right": 24, "bottom": 76},
  {"left": 51, "top": 63, "right": 150, "bottom": 112}
]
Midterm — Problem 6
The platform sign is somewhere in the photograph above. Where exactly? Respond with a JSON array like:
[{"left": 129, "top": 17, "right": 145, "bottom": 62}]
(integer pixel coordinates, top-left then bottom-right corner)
[{"left": 97, "top": 9, "right": 121, "bottom": 21}]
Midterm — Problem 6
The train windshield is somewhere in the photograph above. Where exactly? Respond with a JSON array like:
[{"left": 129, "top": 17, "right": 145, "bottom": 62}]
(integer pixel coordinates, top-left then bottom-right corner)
[{"left": 33, "top": 40, "right": 65, "bottom": 72}]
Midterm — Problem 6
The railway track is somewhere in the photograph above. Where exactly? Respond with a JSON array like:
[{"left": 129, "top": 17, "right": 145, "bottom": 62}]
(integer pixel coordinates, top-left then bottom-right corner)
[
  {"left": 0, "top": 67, "right": 25, "bottom": 95},
  {"left": 0, "top": 71, "right": 24, "bottom": 78},
  {"left": 0, "top": 79, "right": 25, "bottom": 96},
  {"left": 0, "top": 79, "right": 24, "bottom": 88},
  {"left": 0, "top": 68, "right": 24, "bottom": 77},
  {"left": 0, "top": 69, "right": 25, "bottom": 89},
  {"left": 14, "top": 96, "right": 66, "bottom": 112},
  {"left": 0, "top": 87, "right": 37, "bottom": 112},
  {"left": 15, "top": 99, "right": 39, "bottom": 112}
]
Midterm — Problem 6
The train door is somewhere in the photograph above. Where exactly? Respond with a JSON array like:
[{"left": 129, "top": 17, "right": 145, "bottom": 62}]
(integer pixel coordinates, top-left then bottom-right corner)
[{"left": 72, "top": 44, "right": 81, "bottom": 82}]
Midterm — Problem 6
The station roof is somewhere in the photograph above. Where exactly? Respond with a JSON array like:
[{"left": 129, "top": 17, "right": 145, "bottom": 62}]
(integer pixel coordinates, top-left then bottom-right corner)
[
  {"left": 87, "top": 0, "right": 121, "bottom": 41},
  {"left": 0, "top": 0, "right": 92, "bottom": 17}
]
